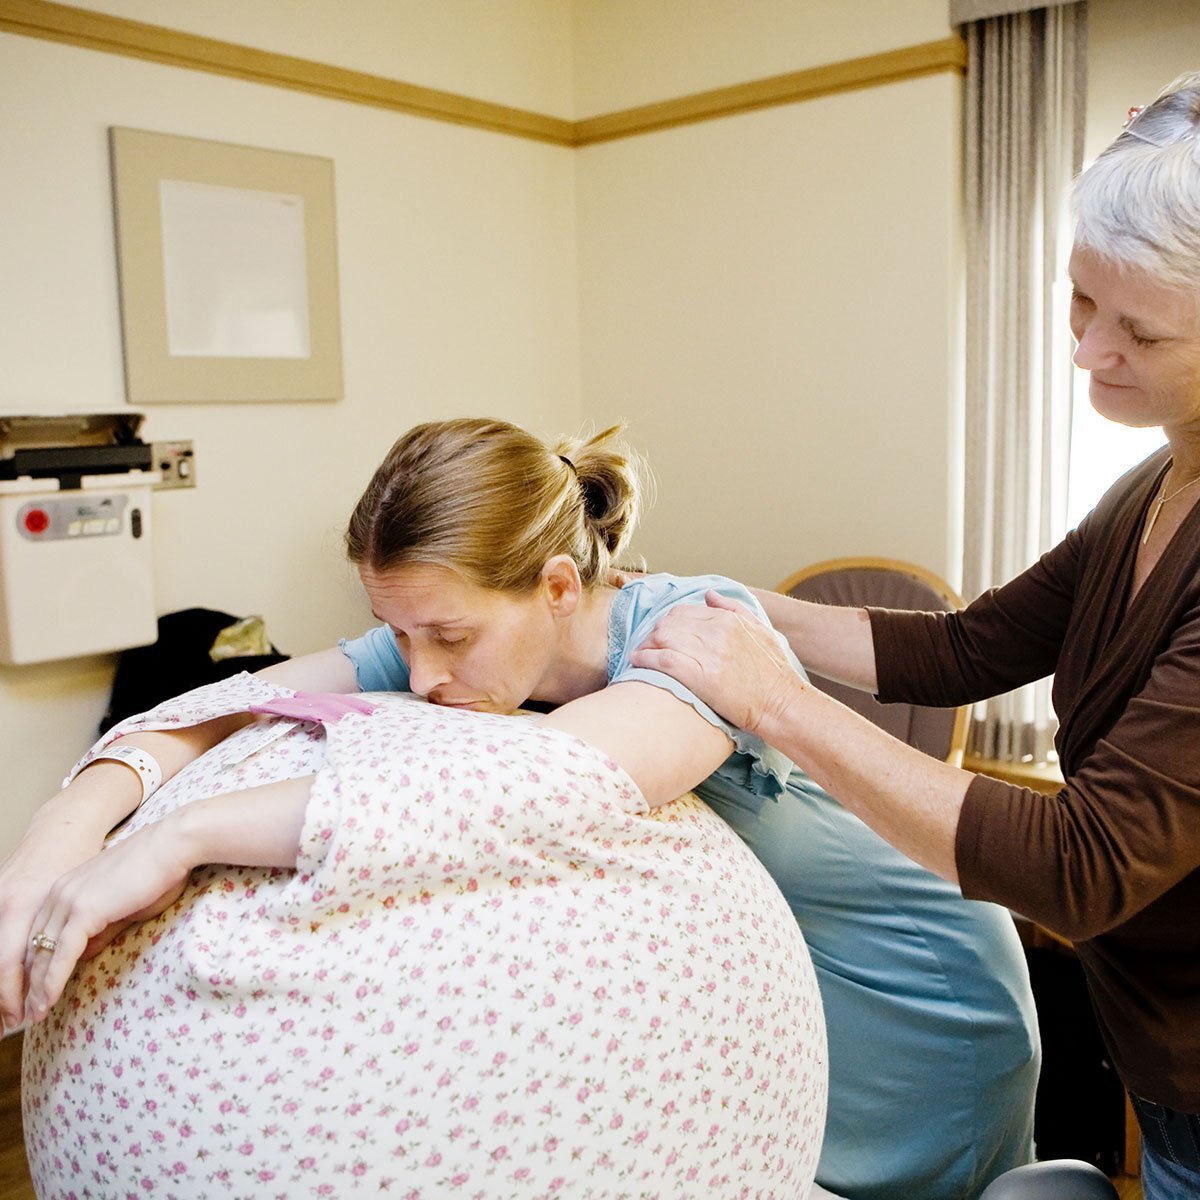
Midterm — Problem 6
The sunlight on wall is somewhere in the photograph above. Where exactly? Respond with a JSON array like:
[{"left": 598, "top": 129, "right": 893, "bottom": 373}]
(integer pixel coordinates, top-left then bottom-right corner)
[{"left": 1068, "top": 0, "right": 1200, "bottom": 529}]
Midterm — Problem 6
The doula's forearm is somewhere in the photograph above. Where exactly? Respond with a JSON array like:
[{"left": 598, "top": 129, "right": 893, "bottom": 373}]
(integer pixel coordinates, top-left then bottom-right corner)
[
  {"left": 760, "top": 678, "right": 967, "bottom": 883},
  {"left": 169, "top": 774, "right": 316, "bottom": 870},
  {"left": 750, "top": 589, "right": 879, "bottom": 692},
  {"left": 40, "top": 715, "right": 256, "bottom": 839}
]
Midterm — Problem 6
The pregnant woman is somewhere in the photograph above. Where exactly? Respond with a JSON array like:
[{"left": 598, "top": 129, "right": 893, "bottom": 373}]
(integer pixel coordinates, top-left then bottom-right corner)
[{"left": 19, "top": 419, "right": 827, "bottom": 1199}]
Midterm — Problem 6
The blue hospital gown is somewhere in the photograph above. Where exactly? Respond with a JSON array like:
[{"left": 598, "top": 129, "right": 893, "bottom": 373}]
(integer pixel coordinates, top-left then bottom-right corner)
[{"left": 341, "top": 572, "right": 1040, "bottom": 1200}]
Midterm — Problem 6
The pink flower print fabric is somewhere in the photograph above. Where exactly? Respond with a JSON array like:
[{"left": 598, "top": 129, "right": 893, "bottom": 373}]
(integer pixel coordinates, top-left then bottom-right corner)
[{"left": 25, "top": 673, "right": 827, "bottom": 1199}]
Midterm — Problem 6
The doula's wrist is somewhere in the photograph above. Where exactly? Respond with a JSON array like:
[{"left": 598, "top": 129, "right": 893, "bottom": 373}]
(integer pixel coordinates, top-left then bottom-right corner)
[{"left": 755, "top": 672, "right": 809, "bottom": 747}]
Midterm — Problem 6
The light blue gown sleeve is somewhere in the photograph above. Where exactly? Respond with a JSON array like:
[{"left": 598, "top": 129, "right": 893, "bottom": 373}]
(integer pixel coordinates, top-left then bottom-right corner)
[
  {"left": 338, "top": 626, "right": 412, "bottom": 693},
  {"left": 609, "top": 574, "right": 807, "bottom": 799}
]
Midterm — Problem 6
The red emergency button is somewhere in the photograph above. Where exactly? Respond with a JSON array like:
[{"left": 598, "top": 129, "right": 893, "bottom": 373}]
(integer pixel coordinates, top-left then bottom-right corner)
[{"left": 23, "top": 508, "right": 50, "bottom": 535}]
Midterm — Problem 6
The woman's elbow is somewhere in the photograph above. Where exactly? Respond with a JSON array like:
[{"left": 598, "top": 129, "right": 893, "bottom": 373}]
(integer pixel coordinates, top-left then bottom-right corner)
[{"left": 1020, "top": 880, "right": 1142, "bottom": 943}]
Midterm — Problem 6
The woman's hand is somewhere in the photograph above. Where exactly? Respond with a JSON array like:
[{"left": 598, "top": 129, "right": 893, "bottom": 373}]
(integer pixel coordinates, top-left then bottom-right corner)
[
  {"left": 22, "top": 771, "right": 316, "bottom": 1024},
  {"left": 0, "top": 816, "right": 111, "bottom": 1032},
  {"left": 22, "top": 819, "right": 194, "bottom": 1025},
  {"left": 629, "top": 590, "right": 807, "bottom": 736},
  {"left": 0, "top": 716, "right": 272, "bottom": 1032}
]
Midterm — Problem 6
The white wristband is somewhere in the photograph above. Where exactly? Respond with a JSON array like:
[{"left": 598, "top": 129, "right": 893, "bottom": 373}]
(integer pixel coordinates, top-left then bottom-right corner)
[{"left": 87, "top": 745, "right": 163, "bottom": 804}]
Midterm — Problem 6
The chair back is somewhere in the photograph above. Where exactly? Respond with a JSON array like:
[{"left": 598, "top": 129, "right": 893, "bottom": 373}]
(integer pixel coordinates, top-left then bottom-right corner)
[{"left": 776, "top": 557, "right": 969, "bottom": 765}]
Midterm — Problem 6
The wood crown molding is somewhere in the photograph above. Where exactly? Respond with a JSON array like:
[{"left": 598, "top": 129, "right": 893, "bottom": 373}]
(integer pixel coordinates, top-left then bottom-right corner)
[
  {"left": 574, "top": 38, "right": 967, "bottom": 145},
  {"left": 0, "top": 0, "right": 966, "bottom": 146},
  {"left": 0, "top": 0, "right": 575, "bottom": 144}
]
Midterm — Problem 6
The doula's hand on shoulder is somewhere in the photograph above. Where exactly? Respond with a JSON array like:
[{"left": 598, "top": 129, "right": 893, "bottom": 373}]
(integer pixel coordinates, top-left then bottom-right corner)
[
  {"left": 629, "top": 590, "right": 806, "bottom": 734},
  {"left": 0, "top": 816, "right": 108, "bottom": 1033}
]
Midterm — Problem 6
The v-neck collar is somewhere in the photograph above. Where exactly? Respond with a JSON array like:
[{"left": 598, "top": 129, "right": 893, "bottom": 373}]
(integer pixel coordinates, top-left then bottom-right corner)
[
  {"left": 1117, "top": 453, "right": 1174, "bottom": 624},
  {"left": 1057, "top": 446, "right": 1200, "bottom": 773}
]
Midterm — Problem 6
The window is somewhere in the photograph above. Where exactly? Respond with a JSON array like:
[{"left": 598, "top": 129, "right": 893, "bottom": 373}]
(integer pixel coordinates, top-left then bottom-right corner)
[{"left": 1066, "top": 366, "right": 1166, "bottom": 529}]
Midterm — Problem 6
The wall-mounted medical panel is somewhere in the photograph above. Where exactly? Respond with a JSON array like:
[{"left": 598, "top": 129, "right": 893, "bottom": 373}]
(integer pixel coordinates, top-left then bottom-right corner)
[
  {"left": 0, "top": 413, "right": 161, "bottom": 666},
  {"left": 0, "top": 474, "right": 158, "bottom": 665}
]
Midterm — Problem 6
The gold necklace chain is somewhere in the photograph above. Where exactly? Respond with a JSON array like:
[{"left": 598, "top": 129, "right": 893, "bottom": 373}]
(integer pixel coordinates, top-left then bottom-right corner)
[{"left": 1142, "top": 461, "right": 1200, "bottom": 545}]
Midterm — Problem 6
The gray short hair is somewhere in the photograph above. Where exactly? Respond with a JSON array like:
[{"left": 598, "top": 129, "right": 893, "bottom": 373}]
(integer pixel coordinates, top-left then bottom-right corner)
[{"left": 1071, "top": 72, "right": 1200, "bottom": 291}]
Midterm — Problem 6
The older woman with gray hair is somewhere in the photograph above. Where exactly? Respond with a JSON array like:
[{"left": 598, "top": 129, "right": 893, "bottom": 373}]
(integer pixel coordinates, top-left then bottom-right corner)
[{"left": 633, "top": 73, "right": 1200, "bottom": 1200}]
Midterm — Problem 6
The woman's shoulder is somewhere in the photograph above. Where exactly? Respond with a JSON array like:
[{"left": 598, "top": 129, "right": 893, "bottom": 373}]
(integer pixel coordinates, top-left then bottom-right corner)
[
  {"left": 611, "top": 572, "right": 784, "bottom": 669},
  {"left": 620, "top": 571, "right": 760, "bottom": 616},
  {"left": 612, "top": 572, "right": 762, "bottom": 647},
  {"left": 338, "top": 624, "right": 411, "bottom": 692}
]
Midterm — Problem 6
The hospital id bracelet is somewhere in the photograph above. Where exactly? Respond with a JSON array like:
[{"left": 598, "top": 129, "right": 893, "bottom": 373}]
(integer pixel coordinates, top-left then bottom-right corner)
[{"left": 87, "top": 745, "right": 163, "bottom": 804}]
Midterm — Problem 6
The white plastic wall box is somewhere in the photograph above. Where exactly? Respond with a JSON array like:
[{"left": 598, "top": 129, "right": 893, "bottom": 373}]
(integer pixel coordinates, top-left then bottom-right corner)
[{"left": 0, "top": 470, "right": 159, "bottom": 665}]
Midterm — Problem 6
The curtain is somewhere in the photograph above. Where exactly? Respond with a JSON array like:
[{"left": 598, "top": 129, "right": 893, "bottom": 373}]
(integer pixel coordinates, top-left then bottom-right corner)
[
  {"left": 951, "top": 0, "right": 1078, "bottom": 23},
  {"left": 961, "top": 3, "right": 1087, "bottom": 764}
]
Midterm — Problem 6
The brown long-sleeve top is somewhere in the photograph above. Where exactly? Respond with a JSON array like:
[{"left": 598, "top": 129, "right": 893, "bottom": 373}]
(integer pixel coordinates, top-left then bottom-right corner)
[{"left": 869, "top": 446, "right": 1200, "bottom": 1112}]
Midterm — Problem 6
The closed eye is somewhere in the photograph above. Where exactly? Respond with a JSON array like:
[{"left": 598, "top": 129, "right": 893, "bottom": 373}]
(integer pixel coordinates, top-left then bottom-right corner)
[{"left": 386, "top": 625, "right": 469, "bottom": 646}]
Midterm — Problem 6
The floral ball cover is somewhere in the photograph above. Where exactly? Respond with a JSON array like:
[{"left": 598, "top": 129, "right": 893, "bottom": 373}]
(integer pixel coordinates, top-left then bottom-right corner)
[{"left": 24, "top": 674, "right": 826, "bottom": 1199}]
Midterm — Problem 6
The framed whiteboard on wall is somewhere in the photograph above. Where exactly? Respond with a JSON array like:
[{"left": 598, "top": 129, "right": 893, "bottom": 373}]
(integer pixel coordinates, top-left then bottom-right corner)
[{"left": 109, "top": 127, "right": 343, "bottom": 404}]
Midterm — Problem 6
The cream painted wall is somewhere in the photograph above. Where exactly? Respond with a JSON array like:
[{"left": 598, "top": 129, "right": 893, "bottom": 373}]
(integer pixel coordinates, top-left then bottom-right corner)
[
  {"left": 63, "top": 0, "right": 577, "bottom": 117},
  {"left": 573, "top": 0, "right": 1200, "bottom": 594},
  {"left": 1086, "top": 0, "right": 1200, "bottom": 161},
  {"left": 575, "top": 69, "right": 964, "bottom": 587},
  {"left": 16, "top": 0, "right": 1187, "bottom": 858},
  {"left": 572, "top": 0, "right": 952, "bottom": 116},
  {"left": 0, "top": 28, "right": 580, "bottom": 849}
]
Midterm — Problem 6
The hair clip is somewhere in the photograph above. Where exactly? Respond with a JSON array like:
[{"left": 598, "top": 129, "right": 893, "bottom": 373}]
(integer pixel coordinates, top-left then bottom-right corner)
[{"left": 1121, "top": 104, "right": 1177, "bottom": 149}]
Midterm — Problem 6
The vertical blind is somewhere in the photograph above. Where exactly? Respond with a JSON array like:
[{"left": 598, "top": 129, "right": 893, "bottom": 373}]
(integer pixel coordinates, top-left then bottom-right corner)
[{"left": 960, "top": 2, "right": 1087, "bottom": 764}]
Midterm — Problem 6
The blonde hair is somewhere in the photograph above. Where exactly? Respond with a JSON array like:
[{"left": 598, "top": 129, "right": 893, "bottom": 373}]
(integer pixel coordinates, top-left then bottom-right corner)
[
  {"left": 1072, "top": 72, "right": 1200, "bottom": 291},
  {"left": 346, "top": 418, "right": 647, "bottom": 591}
]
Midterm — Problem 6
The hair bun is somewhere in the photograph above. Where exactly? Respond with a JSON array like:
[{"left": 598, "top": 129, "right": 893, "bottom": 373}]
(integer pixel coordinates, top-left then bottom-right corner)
[
  {"left": 347, "top": 417, "right": 650, "bottom": 592},
  {"left": 555, "top": 426, "right": 649, "bottom": 565}
]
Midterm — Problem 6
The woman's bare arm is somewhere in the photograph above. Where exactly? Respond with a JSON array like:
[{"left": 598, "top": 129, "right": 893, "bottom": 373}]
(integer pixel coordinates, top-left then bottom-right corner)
[
  {"left": 632, "top": 592, "right": 966, "bottom": 880},
  {"left": 25, "top": 678, "right": 737, "bottom": 1016},
  {"left": 0, "top": 646, "right": 358, "bottom": 1030},
  {"left": 750, "top": 588, "right": 879, "bottom": 692},
  {"left": 19, "top": 644, "right": 736, "bottom": 1021},
  {"left": 255, "top": 646, "right": 359, "bottom": 693},
  {"left": 540, "top": 681, "right": 734, "bottom": 809},
  {"left": 23, "top": 773, "right": 316, "bottom": 1024},
  {"left": 37, "top": 649, "right": 354, "bottom": 842}
]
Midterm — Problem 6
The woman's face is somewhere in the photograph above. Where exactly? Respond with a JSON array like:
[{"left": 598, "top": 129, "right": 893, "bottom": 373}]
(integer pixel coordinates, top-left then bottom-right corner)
[
  {"left": 1069, "top": 245, "right": 1200, "bottom": 433},
  {"left": 358, "top": 562, "right": 559, "bottom": 714}
]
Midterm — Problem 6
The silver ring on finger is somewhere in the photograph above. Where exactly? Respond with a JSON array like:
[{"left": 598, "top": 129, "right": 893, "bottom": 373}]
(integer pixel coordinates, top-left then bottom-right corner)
[{"left": 30, "top": 931, "right": 58, "bottom": 954}]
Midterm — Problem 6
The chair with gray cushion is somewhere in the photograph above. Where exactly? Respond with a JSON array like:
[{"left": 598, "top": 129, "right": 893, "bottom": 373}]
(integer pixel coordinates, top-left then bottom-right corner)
[
  {"left": 777, "top": 557, "right": 969, "bottom": 765},
  {"left": 806, "top": 1158, "right": 1117, "bottom": 1200},
  {"left": 978, "top": 1159, "right": 1119, "bottom": 1199}
]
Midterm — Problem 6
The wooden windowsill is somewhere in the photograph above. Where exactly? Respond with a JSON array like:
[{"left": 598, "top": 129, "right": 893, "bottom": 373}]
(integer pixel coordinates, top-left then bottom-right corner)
[{"left": 962, "top": 754, "right": 1064, "bottom": 795}]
